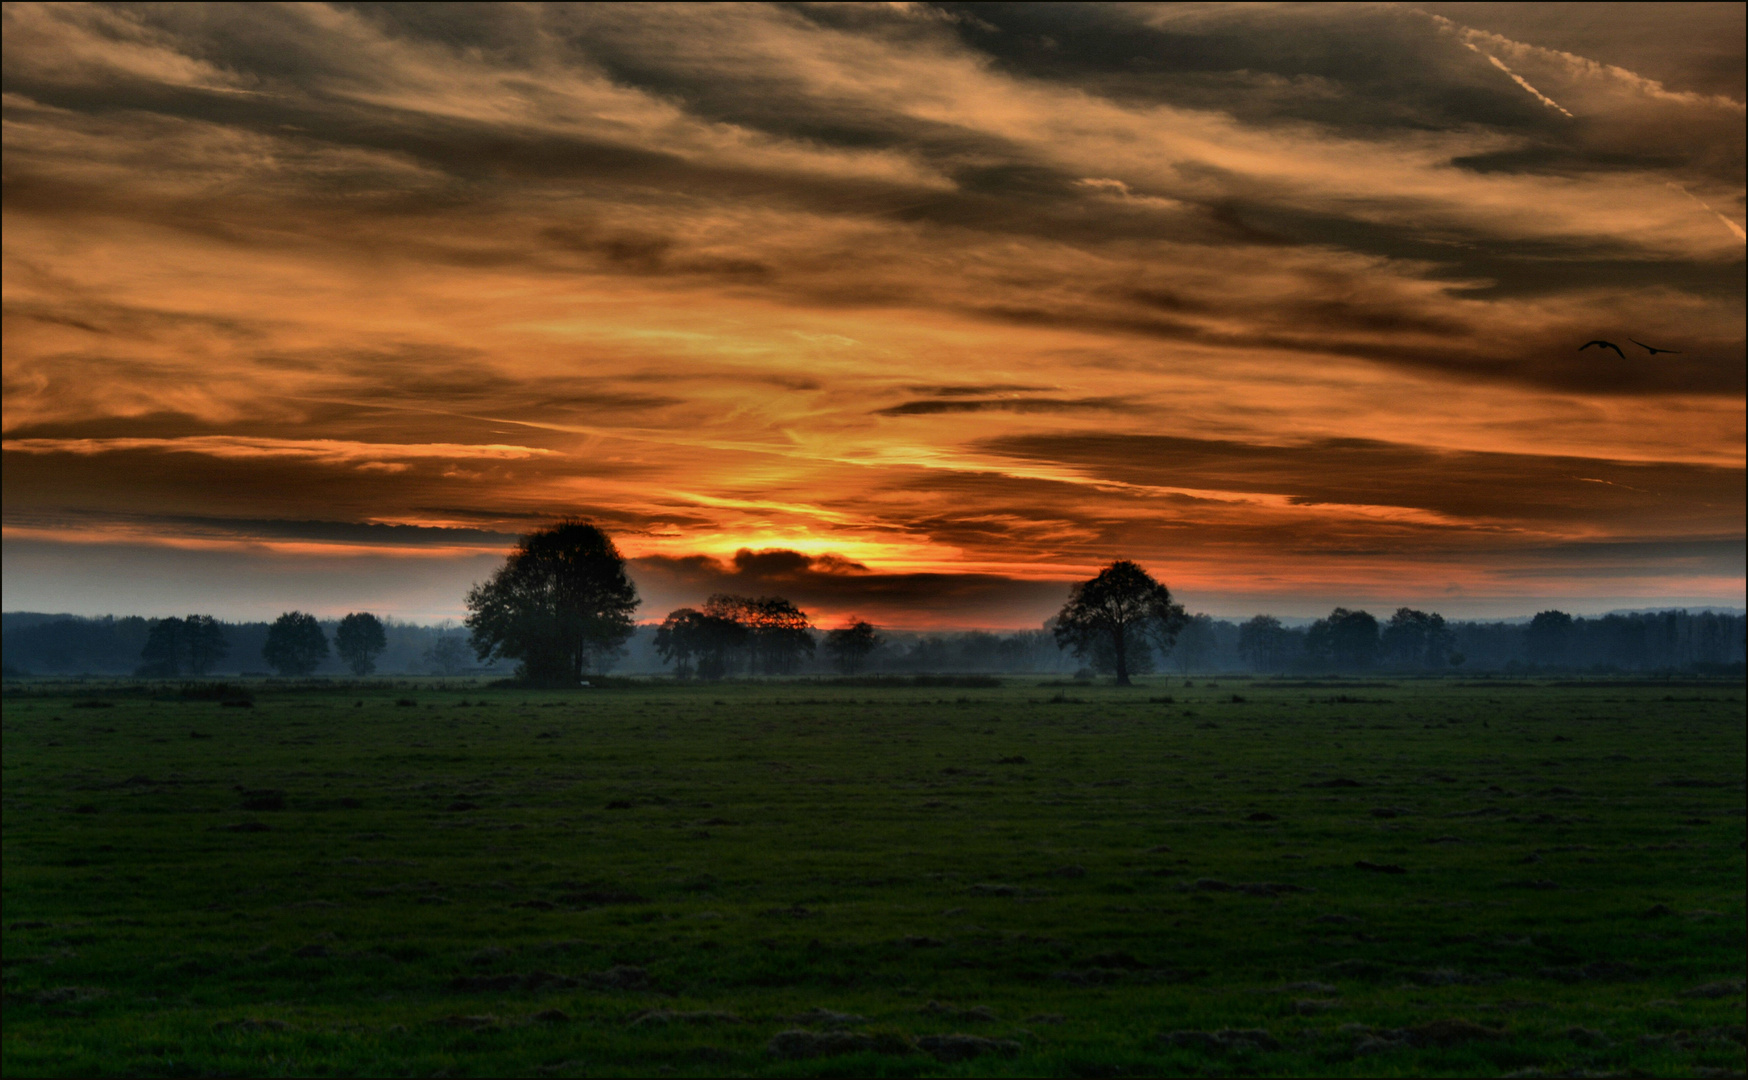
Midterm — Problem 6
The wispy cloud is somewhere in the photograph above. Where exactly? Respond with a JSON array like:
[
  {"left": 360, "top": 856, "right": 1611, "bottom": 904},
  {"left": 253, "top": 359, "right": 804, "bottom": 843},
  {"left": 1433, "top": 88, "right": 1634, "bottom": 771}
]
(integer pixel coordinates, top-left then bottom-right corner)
[{"left": 2, "top": 2, "right": 1740, "bottom": 621}]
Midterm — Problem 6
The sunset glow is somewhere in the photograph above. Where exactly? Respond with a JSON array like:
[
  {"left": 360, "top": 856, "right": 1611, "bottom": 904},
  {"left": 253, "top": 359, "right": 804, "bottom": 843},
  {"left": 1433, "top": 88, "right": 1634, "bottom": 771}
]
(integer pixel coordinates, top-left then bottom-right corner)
[{"left": 3, "top": 2, "right": 1742, "bottom": 626}]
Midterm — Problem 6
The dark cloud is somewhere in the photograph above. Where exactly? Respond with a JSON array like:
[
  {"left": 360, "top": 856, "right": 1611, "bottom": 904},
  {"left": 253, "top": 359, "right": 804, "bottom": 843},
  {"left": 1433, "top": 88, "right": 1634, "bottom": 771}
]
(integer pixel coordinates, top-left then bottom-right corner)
[
  {"left": 982, "top": 432, "right": 1746, "bottom": 532},
  {"left": 630, "top": 549, "right": 1068, "bottom": 627},
  {"left": 3, "top": 2, "right": 1740, "bottom": 622},
  {"left": 876, "top": 396, "right": 1137, "bottom": 416}
]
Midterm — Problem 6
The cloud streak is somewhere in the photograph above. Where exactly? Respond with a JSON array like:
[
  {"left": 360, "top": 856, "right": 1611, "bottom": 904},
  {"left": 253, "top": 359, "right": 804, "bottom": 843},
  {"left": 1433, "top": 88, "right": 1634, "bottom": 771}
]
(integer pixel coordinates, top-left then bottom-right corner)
[{"left": 2, "top": 2, "right": 1740, "bottom": 622}]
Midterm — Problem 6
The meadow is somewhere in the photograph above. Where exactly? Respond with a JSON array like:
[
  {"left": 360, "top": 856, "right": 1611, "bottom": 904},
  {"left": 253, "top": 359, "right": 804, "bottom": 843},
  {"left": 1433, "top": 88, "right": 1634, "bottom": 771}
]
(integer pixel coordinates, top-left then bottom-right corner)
[{"left": 2, "top": 676, "right": 1743, "bottom": 1077}]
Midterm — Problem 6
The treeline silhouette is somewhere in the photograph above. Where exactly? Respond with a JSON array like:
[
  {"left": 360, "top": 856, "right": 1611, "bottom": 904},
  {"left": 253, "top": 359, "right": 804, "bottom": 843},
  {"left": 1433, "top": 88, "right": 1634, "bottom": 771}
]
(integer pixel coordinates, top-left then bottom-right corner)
[
  {"left": 5, "top": 606, "right": 1740, "bottom": 677},
  {"left": 1, "top": 613, "right": 500, "bottom": 678}
]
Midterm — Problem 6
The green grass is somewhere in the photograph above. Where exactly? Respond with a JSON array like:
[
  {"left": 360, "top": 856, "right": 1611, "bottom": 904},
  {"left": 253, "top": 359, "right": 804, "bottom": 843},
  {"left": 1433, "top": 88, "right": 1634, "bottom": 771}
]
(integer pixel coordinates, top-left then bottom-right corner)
[{"left": 2, "top": 676, "right": 1743, "bottom": 1077}]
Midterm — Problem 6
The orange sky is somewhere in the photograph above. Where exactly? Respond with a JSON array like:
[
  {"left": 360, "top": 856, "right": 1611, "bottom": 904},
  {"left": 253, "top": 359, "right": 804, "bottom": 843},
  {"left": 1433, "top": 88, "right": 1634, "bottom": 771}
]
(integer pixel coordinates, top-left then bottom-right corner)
[{"left": 3, "top": 2, "right": 1743, "bottom": 626}]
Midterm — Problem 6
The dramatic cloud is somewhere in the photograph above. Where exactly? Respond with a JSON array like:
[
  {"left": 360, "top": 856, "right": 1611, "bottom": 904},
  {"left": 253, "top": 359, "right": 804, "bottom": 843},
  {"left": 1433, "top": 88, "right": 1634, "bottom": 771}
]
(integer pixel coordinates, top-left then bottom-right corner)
[{"left": 3, "top": 3, "right": 1741, "bottom": 622}]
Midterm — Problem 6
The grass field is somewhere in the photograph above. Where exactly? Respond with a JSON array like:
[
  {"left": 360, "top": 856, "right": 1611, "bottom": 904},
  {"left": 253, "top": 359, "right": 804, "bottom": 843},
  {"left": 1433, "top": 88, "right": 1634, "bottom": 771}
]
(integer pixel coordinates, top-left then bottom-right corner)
[{"left": 2, "top": 676, "right": 1744, "bottom": 1077}]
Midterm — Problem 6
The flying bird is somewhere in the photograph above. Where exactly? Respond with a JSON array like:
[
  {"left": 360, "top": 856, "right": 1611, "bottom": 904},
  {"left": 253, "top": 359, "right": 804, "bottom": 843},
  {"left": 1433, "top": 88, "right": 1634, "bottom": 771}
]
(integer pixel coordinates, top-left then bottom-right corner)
[
  {"left": 1579, "top": 340, "right": 1624, "bottom": 358},
  {"left": 1629, "top": 338, "right": 1681, "bottom": 355}
]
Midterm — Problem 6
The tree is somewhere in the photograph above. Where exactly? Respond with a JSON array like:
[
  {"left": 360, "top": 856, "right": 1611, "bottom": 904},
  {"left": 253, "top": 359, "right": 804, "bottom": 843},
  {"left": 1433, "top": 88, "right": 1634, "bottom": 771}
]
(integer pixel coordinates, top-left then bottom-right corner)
[
  {"left": 700, "top": 594, "right": 815, "bottom": 675},
  {"left": 424, "top": 634, "right": 471, "bottom": 676},
  {"left": 138, "top": 616, "right": 186, "bottom": 677},
  {"left": 654, "top": 607, "right": 748, "bottom": 679},
  {"left": 465, "top": 520, "right": 639, "bottom": 683},
  {"left": 1052, "top": 560, "right": 1188, "bottom": 686},
  {"left": 334, "top": 612, "right": 388, "bottom": 676},
  {"left": 1171, "top": 613, "right": 1217, "bottom": 674},
  {"left": 748, "top": 596, "right": 815, "bottom": 674},
  {"left": 1305, "top": 608, "right": 1379, "bottom": 670},
  {"left": 1382, "top": 608, "right": 1453, "bottom": 669},
  {"left": 825, "top": 620, "right": 881, "bottom": 674},
  {"left": 1524, "top": 609, "right": 1574, "bottom": 667},
  {"left": 262, "top": 611, "right": 329, "bottom": 676},
  {"left": 184, "top": 615, "right": 229, "bottom": 675},
  {"left": 1237, "top": 615, "right": 1293, "bottom": 672}
]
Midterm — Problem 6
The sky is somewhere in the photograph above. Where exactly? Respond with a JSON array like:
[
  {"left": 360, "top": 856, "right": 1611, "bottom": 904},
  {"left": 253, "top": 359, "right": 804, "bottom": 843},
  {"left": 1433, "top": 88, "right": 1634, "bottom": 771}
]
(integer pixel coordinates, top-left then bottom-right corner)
[{"left": 3, "top": 2, "right": 1743, "bottom": 628}]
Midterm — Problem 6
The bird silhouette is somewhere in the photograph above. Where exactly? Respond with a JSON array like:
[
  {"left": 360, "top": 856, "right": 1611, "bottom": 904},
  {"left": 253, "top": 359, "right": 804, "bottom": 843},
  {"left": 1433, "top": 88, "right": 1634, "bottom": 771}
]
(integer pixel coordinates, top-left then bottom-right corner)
[
  {"left": 1579, "top": 340, "right": 1624, "bottom": 358},
  {"left": 1629, "top": 338, "right": 1681, "bottom": 355}
]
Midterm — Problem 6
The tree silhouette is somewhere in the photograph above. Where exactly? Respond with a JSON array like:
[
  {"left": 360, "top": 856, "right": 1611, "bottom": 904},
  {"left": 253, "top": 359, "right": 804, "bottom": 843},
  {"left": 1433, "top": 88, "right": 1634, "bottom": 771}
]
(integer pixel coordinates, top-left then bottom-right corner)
[
  {"left": 1306, "top": 608, "right": 1379, "bottom": 670},
  {"left": 701, "top": 594, "right": 815, "bottom": 675},
  {"left": 654, "top": 607, "right": 748, "bottom": 679},
  {"left": 1524, "top": 609, "right": 1574, "bottom": 667},
  {"left": 1237, "top": 615, "right": 1294, "bottom": 672},
  {"left": 425, "top": 634, "right": 471, "bottom": 676},
  {"left": 184, "top": 615, "right": 229, "bottom": 675},
  {"left": 140, "top": 615, "right": 230, "bottom": 676},
  {"left": 465, "top": 520, "right": 638, "bottom": 684},
  {"left": 138, "top": 616, "right": 186, "bottom": 677},
  {"left": 1382, "top": 608, "right": 1453, "bottom": 669},
  {"left": 1171, "top": 613, "right": 1218, "bottom": 674},
  {"left": 1052, "top": 561, "right": 1187, "bottom": 685},
  {"left": 262, "top": 611, "right": 329, "bottom": 676},
  {"left": 335, "top": 612, "right": 388, "bottom": 676},
  {"left": 825, "top": 620, "right": 880, "bottom": 674}
]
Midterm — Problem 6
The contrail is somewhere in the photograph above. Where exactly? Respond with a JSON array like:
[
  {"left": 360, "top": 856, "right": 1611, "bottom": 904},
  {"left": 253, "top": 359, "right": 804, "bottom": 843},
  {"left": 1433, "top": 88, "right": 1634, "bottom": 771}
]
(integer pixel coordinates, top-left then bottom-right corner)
[
  {"left": 1667, "top": 182, "right": 1748, "bottom": 242},
  {"left": 1465, "top": 42, "right": 1573, "bottom": 117}
]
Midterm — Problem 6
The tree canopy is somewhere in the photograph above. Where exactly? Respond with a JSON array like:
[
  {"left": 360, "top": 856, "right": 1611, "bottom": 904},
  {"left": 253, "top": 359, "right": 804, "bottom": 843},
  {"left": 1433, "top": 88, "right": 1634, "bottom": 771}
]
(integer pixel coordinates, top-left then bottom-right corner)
[
  {"left": 465, "top": 520, "right": 639, "bottom": 683},
  {"left": 653, "top": 594, "right": 816, "bottom": 679},
  {"left": 335, "top": 612, "right": 388, "bottom": 676},
  {"left": 1306, "top": 607, "right": 1380, "bottom": 669},
  {"left": 262, "top": 611, "right": 328, "bottom": 676},
  {"left": 1382, "top": 607, "right": 1454, "bottom": 669},
  {"left": 1052, "top": 560, "right": 1187, "bottom": 685},
  {"left": 653, "top": 607, "right": 748, "bottom": 680},
  {"left": 137, "top": 614, "right": 229, "bottom": 677},
  {"left": 824, "top": 620, "right": 880, "bottom": 674}
]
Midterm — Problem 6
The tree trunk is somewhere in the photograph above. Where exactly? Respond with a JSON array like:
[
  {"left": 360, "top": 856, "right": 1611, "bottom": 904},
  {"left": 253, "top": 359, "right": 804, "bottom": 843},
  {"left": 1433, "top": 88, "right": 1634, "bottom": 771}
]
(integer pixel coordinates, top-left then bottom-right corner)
[{"left": 1112, "top": 621, "right": 1130, "bottom": 686}]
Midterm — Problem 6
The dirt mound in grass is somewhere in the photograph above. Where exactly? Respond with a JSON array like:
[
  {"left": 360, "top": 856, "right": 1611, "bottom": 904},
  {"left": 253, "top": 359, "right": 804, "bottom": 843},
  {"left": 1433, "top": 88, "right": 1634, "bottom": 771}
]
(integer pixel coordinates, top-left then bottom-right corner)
[
  {"left": 921, "top": 1000, "right": 996, "bottom": 1021},
  {"left": 966, "top": 883, "right": 1019, "bottom": 896},
  {"left": 786, "top": 1008, "right": 866, "bottom": 1027},
  {"left": 630, "top": 1009, "right": 740, "bottom": 1026},
  {"left": 211, "top": 1017, "right": 288, "bottom": 1032},
  {"left": 767, "top": 1029, "right": 915, "bottom": 1059},
  {"left": 432, "top": 1014, "right": 501, "bottom": 1030},
  {"left": 448, "top": 970, "right": 582, "bottom": 992},
  {"left": 1682, "top": 980, "right": 1745, "bottom": 999},
  {"left": 1347, "top": 1018, "right": 1505, "bottom": 1055},
  {"left": 916, "top": 1034, "right": 1020, "bottom": 1062},
  {"left": 556, "top": 889, "right": 645, "bottom": 906},
  {"left": 1536, "top": 961, "right": 1642, "bottom": 983},
  {"left": 1159, "top": 1028, "right": 1281, "bottom": 1052},
  {"left": 587, "top": 965, "right": 650, "bottom": 990},
  {"left": 34, "top": 986, "right": 107, "bottom": 1005}
]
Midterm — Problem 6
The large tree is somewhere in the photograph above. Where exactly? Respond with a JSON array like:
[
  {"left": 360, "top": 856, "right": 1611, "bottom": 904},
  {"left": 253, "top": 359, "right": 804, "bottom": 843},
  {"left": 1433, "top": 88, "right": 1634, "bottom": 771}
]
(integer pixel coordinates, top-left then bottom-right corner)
[
  {"left": 1382, "top": 607, "right": 1453, "bottom": 669},
  {"left": 653, "top": 607, "right": 748, "bottom": 680},
  {"left": 824, "top": 620, "right": 880, "bottom": 674},
  {"left": 1306, "top": 608, "right": 1380, "bottom": 670},
  {"left": 183, "top": 615, "right": 229, "bottom": 675},
  {"left": 1237, "top": 615, "right": 1295, "bottom": 672},
  {"left": 138, "top": 616, "right": 186, "bottom": 677},
  {"left": 262, "top": 611, "right": 329, "bottom": 676},
  {"left": 1052, "top": 561, "right": 1187, "bottom": 686},
  {"left": 465, "top": 520, "right": 639, "bottom": 684},
  {"left": 701, "top": 594, "right": 815, "bottom": 675},
  {"left": 1524, "top": 609, "right": 1574, "bottom": 667},
  {"left": 335, "top": 612, "right": 388, "bottom": 676}
]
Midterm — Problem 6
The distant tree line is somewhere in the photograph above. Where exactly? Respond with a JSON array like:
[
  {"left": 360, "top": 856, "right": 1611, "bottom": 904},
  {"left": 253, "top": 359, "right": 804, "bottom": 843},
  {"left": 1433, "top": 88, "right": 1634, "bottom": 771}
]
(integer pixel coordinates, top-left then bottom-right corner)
[
  {"left": 1, "top": 612, "right": 510, "bottom": 677},
  {"left": 5, "top": 521, "right": 1742, "bottom": 679}
]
